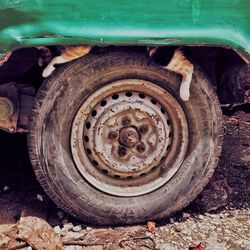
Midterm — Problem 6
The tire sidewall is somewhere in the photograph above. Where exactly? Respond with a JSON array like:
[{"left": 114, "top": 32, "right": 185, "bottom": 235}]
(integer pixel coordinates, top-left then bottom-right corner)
[{"left": 28, "top": 52, "right": 223, "bottom": 225}]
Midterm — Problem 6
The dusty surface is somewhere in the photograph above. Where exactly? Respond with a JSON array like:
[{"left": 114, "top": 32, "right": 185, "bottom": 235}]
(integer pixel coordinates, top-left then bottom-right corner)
[{"left": 0, "top": 114, "right": 249, "bottom": 249}]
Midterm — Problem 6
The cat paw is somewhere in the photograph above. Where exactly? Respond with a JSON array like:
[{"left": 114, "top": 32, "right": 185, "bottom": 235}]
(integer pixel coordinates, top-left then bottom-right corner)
[
  {"left": 180, "top": 89, "right": 190, "bottom": 101},
  {"left": 42, "top": 65, "right": 55, "bottom": 78}
]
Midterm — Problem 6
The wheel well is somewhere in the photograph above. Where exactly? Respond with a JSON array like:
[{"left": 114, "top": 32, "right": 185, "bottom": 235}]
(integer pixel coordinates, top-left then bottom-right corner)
[
  {"left": 1, "top": 45, "right": 248, "bottom": 103},
  {"left": 147, "top": 46, "right": 249, "bottom": 104},
  {"left": 0, "top": 45, "right": 249, "bottom": 132},
  {"left": 186, "top": 47, "right": 249, "bottom": 104}
]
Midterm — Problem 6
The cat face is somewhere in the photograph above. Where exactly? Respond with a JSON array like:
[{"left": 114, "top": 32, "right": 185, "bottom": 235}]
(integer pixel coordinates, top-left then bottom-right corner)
[{"left": 38, "top": 46, "right": 53, "bottom": 67}]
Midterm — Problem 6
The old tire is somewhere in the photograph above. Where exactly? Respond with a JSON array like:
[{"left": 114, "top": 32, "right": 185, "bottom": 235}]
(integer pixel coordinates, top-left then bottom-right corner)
[{"left": 28, "top": 51, "right": 223, "bottom": 225}]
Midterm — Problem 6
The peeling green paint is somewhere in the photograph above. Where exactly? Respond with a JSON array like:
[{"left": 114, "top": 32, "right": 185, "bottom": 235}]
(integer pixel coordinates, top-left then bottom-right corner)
[{"left": 0, "top": 0, "right": 250, "bottom": 59}]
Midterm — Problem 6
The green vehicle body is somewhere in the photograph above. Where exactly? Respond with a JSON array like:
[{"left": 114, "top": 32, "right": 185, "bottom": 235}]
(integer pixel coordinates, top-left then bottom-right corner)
[{"left": 0, "top": 0, "right": 250, "bottom": 61}]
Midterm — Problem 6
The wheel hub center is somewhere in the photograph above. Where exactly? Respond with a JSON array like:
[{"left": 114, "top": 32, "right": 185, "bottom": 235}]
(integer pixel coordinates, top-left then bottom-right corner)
[
  {"left": 71, "top": 80, "right": 188, "bottom": 196},
  {"left": 119, "top": 127, "right": 139, "bottom": 148},
  {"left": 79, "top": 88, "right": 175, "bottom": 180}
]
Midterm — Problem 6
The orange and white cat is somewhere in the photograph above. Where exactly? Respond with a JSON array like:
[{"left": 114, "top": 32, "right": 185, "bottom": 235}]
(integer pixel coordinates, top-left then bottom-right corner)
[
  {"left": 42, "top": 45, "right": 92, "bottom": 77},
  {"left": 166, "top": 49, "right": 193, "bottom": 101},
  {"left": 148, "top": 47, "right": 193, "bottom": 101},
  {"left": 43, "top": 45, "right": 193, "bottom": 101}
]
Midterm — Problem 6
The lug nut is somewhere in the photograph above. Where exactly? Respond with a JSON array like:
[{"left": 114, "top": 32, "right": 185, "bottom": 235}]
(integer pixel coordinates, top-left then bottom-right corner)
[
  {"left": 122, "top": 116, "right": 131, "bottom": 126},
  {"left": 118, "top": 146, "right": 127, "bottom": 157},
  {"left": 136, "top": 143, "right": 146, "bottom": 153},
  {"left": 139, "top": 125, "right": 149, "bottom": 134},
  {"left": 108, "top": 131, "right": 118, "bottom": 140}
]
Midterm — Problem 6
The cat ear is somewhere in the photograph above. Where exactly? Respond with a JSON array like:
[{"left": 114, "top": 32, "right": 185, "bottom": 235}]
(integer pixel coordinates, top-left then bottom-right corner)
[
  {"left": 38, "top": 57, "right": 43, "bottom": 67},
  {"left": 147, "top": 47, "right": 158, "bottom": 57}
]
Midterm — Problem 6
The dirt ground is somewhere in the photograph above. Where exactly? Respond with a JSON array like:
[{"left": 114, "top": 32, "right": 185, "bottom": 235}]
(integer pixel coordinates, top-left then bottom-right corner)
[{"left": 0, "top": 112, "right": 249, "bottom": 250}]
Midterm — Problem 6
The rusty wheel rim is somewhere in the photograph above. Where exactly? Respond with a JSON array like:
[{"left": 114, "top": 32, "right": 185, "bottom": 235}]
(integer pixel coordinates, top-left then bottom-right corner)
[{"left": 71, "top": 79, "right": 189, "bottom": 196}]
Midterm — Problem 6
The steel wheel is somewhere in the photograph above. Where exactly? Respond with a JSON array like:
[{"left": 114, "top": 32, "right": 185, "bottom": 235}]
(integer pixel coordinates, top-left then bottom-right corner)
[
  {"left": 28, "top": 51, "right": 223, "bottom": 225},
  {"left": 71, "top": 79, "right": 188, "bottom": 196}
]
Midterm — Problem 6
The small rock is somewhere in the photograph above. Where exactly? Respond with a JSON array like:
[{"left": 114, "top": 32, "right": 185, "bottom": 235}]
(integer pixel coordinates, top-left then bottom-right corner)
[
  {"left": 212, "top": 220, "right": 220, "bottom": 225},
  {"left": 3, "top": 185, "right": 10, "bottom": 192},
  {"left": 63, "top": 231, "right": 76, "bottom": 240},
  {"left": 159, "top": 238, "right": 164, "bottom": 243},
  {"left": 186, "top": 236, "right": 193, "bottom": 241},
  {"left": 86, "top": 226, "right": 92, "bottom": 231},
  {"left": 65, "top": 246, "right": 82, "bottom": 250},
  {"left": 89, "top": 236, "right": 96, "bottom": 241},
  {"left": 27, "top": 247, "right": 32, "bottom": 250},
  {"left": 54, "top": 225, "right": 61, "bottom": 234},
  {"left": 72, "top": 225, "right": 82, "bottom": 232},
  {"left": 189, "top": 223, "right": 197, "bottom": 229},
  {"left": 204, "top": 212, "right": 217, "bottom": 218},
  {"left": 65, "top": 247, "right": 74, "bottom": 250},
  {"left": 147, "top": 221, "right": 156, "bottom": 233},
  {"left": 183, "top": 212, "right": 191, "bottom": 218},
  {"left": 63, "top": 222, "right": 74, "bottom": 231},
  {"left": 169, "top": 218, "right": 175, "bottom": 223},
  {"left": 36, "top": 194, "right": 43, "bottom": 202},
  {"left": 195, "top": 214, "right": 204, "bottom": 220},
  {"left": 181, "top": 229, "right": 189, "bottom": 234},
  {"left": 145, "top": 231, "right": 152, "bottom": 237},
  {"left": 193, "top": 176, "right": 232, "bottom": 212}
]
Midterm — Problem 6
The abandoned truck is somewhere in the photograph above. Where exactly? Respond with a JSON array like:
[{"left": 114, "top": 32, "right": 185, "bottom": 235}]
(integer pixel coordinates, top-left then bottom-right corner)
[{"left": 0, "top": 0, "right": 249, "bottom": 225}]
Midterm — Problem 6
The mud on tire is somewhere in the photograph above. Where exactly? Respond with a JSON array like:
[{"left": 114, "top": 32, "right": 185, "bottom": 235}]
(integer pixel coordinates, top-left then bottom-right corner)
[{"left": 28, "top": 51, "right": 223, "bottom": 225}]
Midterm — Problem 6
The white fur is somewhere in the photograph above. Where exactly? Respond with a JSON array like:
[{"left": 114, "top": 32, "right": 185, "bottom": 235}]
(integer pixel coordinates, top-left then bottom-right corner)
[
  {"left": 42, "top": 45, "right": 92, "bottom": 78},
  {"left": 178, "top": 73, "right": 193, "bottom": 101},
  {"left": 43, "top": 47, "right": 194, "bottom": 102},
  {"left": 165, "top": 50, "right": 194, "bottom": 101},
  {"left": 42, "top": 56, "right": 69, "bottom": 78}
]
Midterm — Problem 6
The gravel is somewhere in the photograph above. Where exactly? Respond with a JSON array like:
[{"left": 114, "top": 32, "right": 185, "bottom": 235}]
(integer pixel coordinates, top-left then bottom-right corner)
[
  {"left": 0, "top": 112, "right": 249, "bottom": 250},
  {"left": 72, "top": 225, "right": 82, "bottom": 232},
  {"left": 153, "top": 209, "right": 250, "bottom": 249}
]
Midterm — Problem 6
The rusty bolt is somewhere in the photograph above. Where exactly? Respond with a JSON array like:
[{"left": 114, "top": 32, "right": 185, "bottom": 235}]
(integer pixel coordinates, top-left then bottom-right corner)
[
  {"left": 139, "top": 124, "right": 149, "bottom": 134},
  {"left": 136, "top": 143, "right": 146, "bottom": 153},
  {"left": 118, "top": 146, "right": 127, "bottom": 157},
  {"left": 122, "top": 116, "right": 131, "bottom": 126},
  {"left": 119, "top": 127, "right": 139, "bottom": 148},
  {"left": 108, "top": 131, "right": 118, "bottom": 140}
]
